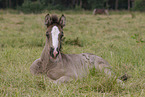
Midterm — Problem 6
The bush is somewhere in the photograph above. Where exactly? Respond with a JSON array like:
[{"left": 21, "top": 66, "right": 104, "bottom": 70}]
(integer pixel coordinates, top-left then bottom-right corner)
[
  {"left": 45, "top": 4, "right": 66, "bottom": 11},
  {"left": 132, "top": 0, "right": 145, "bottom": 11},
  {"left": 17, "top": 0, "right": 44, "bottom": 14},
  {"left": 74, "top": 5, "right": 84, "bottom": 11}
]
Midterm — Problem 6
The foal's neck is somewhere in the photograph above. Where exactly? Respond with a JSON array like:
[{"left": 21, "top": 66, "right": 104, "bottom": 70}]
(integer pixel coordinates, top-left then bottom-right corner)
[{"left": 40, "top": 38, "right": 50, "bottom": 62}]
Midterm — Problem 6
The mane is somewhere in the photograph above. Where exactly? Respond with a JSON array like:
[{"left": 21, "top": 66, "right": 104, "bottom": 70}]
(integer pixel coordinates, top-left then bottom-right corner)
[{"left": 51, "top": 15, "right": 59, "bottom": 24}]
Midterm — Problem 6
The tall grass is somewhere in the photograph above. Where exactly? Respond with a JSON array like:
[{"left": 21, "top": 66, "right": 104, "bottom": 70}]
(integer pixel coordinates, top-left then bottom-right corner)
[{"left": 0, "top": 11, "right": 145, "bottom": 96}]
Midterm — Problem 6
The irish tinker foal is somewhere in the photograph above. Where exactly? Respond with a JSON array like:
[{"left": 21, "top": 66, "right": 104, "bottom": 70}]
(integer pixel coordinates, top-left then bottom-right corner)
[{"left": 30, "top": 14, "right": 125, "bottom": 84}]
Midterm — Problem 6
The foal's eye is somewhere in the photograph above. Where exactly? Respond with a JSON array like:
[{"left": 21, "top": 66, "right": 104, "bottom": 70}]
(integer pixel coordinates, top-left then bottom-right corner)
[{"left": 46, "top": 31, "right": 49, "bottom": 38}]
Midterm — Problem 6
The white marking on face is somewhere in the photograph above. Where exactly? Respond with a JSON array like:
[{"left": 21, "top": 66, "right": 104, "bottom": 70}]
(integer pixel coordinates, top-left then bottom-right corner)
[{"left": 51, "top": 26, "right": 60, "bottom": 49}]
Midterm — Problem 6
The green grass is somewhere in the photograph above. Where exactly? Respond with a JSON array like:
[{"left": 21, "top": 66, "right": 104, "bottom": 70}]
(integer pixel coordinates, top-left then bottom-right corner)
[{"left": 0, "top": 10, "right": 145, "bottom": 96}]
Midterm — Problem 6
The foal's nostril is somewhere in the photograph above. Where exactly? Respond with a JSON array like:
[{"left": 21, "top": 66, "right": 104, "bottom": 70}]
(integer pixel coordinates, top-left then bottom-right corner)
[{"left": 53, "top": 50, "right": 58, "bottom": 58}]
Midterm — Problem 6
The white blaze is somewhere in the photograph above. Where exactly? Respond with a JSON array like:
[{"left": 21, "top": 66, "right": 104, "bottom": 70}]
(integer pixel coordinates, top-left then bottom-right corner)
[{"left": 51, "top": 26, "right": 60, "bottom": 49}]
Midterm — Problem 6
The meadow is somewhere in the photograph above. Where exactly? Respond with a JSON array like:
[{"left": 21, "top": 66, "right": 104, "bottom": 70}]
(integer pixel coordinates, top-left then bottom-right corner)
[{"left": 0, "top": 10, "right": 145, "bottom": 96}]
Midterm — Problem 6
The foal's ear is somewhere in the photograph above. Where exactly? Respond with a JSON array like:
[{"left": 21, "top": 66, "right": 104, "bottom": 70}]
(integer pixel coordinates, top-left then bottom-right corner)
[
  {"left": 45, "top": 14, "right": 51, "bottom": 27},
  {"left": 59, "top": 14, "right": 66, "bottom": 27}
]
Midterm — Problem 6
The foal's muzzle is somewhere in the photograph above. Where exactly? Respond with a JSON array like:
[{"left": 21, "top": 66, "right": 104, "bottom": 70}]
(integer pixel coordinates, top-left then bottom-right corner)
[{"left": 50, "top": 47, "right": 59, "bottom": 59}]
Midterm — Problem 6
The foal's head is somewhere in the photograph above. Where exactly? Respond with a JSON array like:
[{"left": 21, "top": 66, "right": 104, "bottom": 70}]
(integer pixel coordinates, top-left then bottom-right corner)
[{"left": 45, "top": 14, "right": 65, "bottom": 59}]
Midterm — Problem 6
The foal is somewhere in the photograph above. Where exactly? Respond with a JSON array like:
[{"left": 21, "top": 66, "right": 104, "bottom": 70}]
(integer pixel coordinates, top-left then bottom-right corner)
[
  {"left": 93, "top": 9, "right": 109, "bottom": 15},
  {"left": 30, "top": 14, "right": 125, "bottom": 84}
]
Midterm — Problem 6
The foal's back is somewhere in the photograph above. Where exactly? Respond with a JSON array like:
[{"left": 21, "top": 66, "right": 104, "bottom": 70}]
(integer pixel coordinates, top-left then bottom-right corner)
[{"left": 61, "top": 53, "right": 112, "bottom": 79}]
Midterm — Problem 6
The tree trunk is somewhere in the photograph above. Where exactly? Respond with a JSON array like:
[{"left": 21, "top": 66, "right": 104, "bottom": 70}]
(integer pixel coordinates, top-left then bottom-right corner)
[
  {"left": 9, "top": 0, "right": 11, "bottom": 8},
  {"left": 106, "top": 0, "right": 109, "bottom": 9},
  {"left": 16, "top": 0, "right": 18, "bottom": 7},
  {"left": 76, "top": 0, "right": 78, "bottom": 5},
  {"left": 72, "top": 0, "right": 76, "bottom": 7},
  {"left": 80, "top": 0, "right": 82, "bottom": 8},
  {"left": 128, "top": 0, "right": 130, "bottom": 10},
  {"left": 6, "top": 0, "right": 8, "bottom": 8},
  {"left": 115, "top": 0, "right": 118, "bottom": 10}
]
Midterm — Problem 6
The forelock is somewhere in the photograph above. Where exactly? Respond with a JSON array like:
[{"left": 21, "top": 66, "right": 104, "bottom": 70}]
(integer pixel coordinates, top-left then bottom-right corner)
[{"left": 51, "top": 15, "right": 58, "bottom": 24}]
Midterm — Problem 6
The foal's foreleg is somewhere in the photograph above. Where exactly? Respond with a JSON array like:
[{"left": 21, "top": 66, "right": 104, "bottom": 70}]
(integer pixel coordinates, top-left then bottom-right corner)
[{"left": 30, "top": 58, "right": 43, "bottom": 75}]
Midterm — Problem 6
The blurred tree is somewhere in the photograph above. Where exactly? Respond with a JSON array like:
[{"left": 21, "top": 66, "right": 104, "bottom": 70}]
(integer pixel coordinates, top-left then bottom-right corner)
[
  {"left": 0, "top": 0, "right": 144, "bottom": 11},
  {"left": 132, "top": 0, "right": 145, "bottom": 11},
  {"left": 115, "top": 0, "right": 118, "bottom": 10},
  {"left": 128, "top": 0, "right": 130, "bottom": 10}
]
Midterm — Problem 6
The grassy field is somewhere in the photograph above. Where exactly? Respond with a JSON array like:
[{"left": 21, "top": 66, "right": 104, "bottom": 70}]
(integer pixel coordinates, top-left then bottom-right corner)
[{"left": 0, "top": 10, "right": 145, "bottom": 96}]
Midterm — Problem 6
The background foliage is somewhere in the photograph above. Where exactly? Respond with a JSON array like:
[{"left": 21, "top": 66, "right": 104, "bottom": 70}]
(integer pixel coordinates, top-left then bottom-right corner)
[
  {"left": 132, "top": 0, "right": 145, "bottom": 11},
  {"left": 0, "top": 0, "right": 145, "bottom": 13}
]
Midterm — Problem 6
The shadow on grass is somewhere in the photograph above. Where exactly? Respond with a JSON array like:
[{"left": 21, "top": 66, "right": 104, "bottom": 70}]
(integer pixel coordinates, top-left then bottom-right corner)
[
  {"left": 76, "top": 67, "right": 125, "bottom": 94},
  {"left": 63, "top": 37, "right": 83, "bottom": 47}
]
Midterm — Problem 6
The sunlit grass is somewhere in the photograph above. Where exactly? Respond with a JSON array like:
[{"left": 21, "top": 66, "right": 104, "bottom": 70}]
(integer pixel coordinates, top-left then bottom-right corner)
[{"left": 0, "top": 11, "right": 145, "bottom": 96}]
